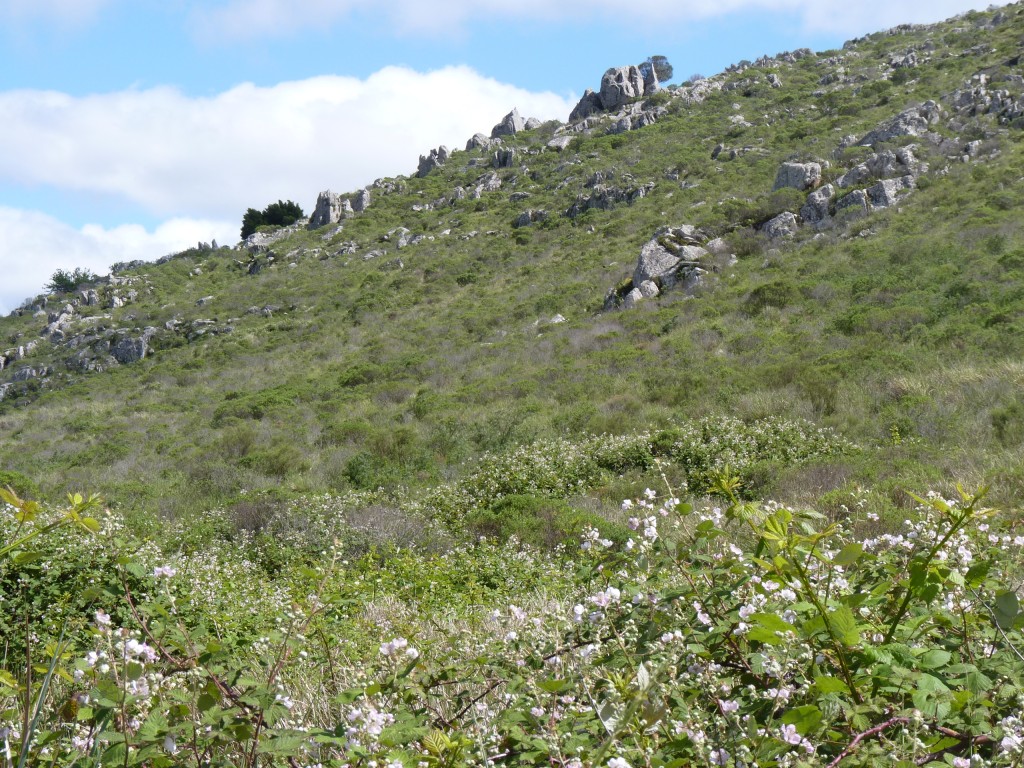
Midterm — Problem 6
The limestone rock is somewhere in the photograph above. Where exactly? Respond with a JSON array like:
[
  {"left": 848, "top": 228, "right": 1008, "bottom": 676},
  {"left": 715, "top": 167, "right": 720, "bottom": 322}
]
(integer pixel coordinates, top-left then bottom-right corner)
[
  {"left": 836, "top": 189, "right": 870, "bottom": 217},
  {"left": 867, "top": 175, "right": 915, "bottom": 208},
  {"left": 547, "top": 136, "right": 574, "bottom": 152},
  {"left": 417, "top": 146, "right": 450, "bottom": 178},
  {"left": 491, "top": 108, "right": 526, "bottom": 138},
  {"left": 858, "top": 101, "right": 942, "bottom": 146},
  {"left": 773, "top": 162, "right": 822, "bottom": 192},
  {"left": 569, "top": 89, "right": 604, "bottom": 122},
  {"left": 308, "top": 190, "right": 349, "bottom": 229},
  {"left": 525, "top": 117, "right": 542, "bottom": 130},
  {"left": 466, "top": 133, "right": 496, "bottom": 151},
  {"left": 600, "top": 65, "right": 647, "bottom": 112},
  {"left": 800, "top": 184, "right": 835, "bottom": 225},
  {"left": 353, "top": 188, "right": 372, "bottom": 213},
  {"left": 493, "top": 147, "right": 517, "bottom": 169},
  {"left": 760, "top": 211, "right": 799, "bottom": 239},
  {"left": 513, "top": 210, "right": 548, "bottom": 228}
]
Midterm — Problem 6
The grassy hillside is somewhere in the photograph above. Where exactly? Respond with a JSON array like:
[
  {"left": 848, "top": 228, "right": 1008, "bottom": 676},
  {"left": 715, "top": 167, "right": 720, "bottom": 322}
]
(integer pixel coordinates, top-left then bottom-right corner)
[{"left": 3, "top": 5, "right": 1024, "bottom": 766}]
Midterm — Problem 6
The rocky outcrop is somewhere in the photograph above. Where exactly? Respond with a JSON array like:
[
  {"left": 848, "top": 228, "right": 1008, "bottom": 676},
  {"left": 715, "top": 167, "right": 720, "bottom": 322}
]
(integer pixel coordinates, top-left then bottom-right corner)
[
  {"left": 352, "top": 188, "right": 372, "bottom": 213},
  {"left": 952, "top": 72, "right": 1024, "bottom": 125},
  {"left": 566, "top": 182, "right": 655, "bottom": 218},
  {"left": 867, "top": 176, "right": 915, "bottom": 209},
  {"left": 800, "top": 184, "right": 836, "bottom": 226},
  {"left": 569, "top": 90, "right": 604, "bottom": 122},
  {"left": 835, "top": 189, "right": 870, "bottom": 217},
  {"left": 513, "top": 210, "right": 548, "bottom": 228},
  {"left": 600, "top": 65, "right": 652, "bottom": 112},
  {"left": 417, "top": 146, "right": 450, "bottom": 178},
  {"left": 467, "top": 133, "right": 498, "bottom": 151},
  {"left": 111, "top": 328, "right": 157, "bottom": 364},
  {"left": 858, "top": 101, "right": 943, "bottom": 146},
  {"left": 773, "top": 162, "right": 822, "bottom": 191},
  {"left": 469, "top": 172, "right": 502, "bottom": 198},
  {"left": 608, "top": 105, "right": 668, "bottom": 135},
  {"left": 546, "top": 136, "right": 574, "bottom": 152},
  {"left": 605, "top": 226, "right": 719, "bottom": 310},
  {"left": 491, "top": 109, "right": 526, "bottom": 138},
  {"left": 568, "top": 63, "right": 661, "bottom": 123},
  {"left": 760, "top": 211, "right": 799, "bottom": 239},
  {"left": 308, "top": 190, "right": 351, "bottom": 229},
  {"left": 836, "top": 146, "right": 926, "bottom": 188},
  {"left": 493, "top": 147, "right": 517, "bottom": 169}
]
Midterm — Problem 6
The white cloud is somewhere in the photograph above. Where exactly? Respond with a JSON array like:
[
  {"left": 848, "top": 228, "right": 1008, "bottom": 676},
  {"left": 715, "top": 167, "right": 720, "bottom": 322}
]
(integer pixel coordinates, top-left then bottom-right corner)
[
  {"left": 0, "top": 66, "right": 573, "bottom": 312},
  {"left": 188, "top": 0, "right": 998, "bottom": 39},
  {"left": 0, "top": 207, "right": 236, "bottom": 315},
  {"left": 0, "top": 66, "right": 573, "bottom": 221}
]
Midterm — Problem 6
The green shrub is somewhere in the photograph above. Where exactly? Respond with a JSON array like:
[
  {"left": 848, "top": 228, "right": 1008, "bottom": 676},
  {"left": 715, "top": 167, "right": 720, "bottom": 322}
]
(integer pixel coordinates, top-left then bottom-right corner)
[
  {"left": 45, "top": 267, "right": 98, "bottom": 294},
  {"left": 464, "top": 493, "right": 630, "bottom": 549}
]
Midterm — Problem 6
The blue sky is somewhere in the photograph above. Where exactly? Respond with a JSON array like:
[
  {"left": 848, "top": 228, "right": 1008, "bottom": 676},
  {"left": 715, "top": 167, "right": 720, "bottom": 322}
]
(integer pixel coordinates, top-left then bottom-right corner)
[{"left": 0, "top": 0, "right": 998, "bottom": 313}]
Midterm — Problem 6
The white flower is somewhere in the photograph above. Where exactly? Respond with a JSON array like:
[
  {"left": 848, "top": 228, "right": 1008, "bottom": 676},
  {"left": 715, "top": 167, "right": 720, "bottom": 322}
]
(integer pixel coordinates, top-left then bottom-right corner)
[
  {"left": 709, "top": 748, "right": 730, "bottom": 765},
  {"left": 720, "top": 700, "right": 739, "bottom": 713},
  {"left": 153, "top": 565, "right": 176, "bottom": 578},
  {"left": 608, "top": 758, "right": 632, "bottom": 768},
  {"left": 94, "top": 610, "right": 111, "bottom": 627},
  {"left": 780, "top": 723, "right": 802, "bottom": 745},
  {"left": 379, "top": 637, "right": 410, "bottom": 657},
  {"left": 163, "top": 734, "right": 178, "bottom": 754}
]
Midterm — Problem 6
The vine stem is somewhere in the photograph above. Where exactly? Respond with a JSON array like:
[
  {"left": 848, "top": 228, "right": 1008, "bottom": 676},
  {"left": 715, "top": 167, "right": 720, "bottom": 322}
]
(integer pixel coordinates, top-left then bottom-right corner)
[{"left": 827, "top": 717, "right": 909, "bottom": 768}]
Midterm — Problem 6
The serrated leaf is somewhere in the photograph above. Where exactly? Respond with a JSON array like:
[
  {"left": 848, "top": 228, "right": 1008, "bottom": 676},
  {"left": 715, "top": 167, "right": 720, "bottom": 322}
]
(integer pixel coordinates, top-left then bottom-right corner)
[
  {"left": 814, "top": 676, "right": 850, "bottom": 694},
  {"left": 781, "top": 705, "right": 822, "bottom": 735},
  {"left": 917, "top": 650, "right": 951, "bottom": 669},
  {"left": 832, "top": 542, "right": 864, "bottom": 566}
]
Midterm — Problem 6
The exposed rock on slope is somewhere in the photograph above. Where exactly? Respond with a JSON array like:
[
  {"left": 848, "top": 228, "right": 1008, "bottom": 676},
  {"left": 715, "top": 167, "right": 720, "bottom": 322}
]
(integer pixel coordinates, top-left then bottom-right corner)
[{"left": 605, "top": 226, "right": 724, "bottom": 309}]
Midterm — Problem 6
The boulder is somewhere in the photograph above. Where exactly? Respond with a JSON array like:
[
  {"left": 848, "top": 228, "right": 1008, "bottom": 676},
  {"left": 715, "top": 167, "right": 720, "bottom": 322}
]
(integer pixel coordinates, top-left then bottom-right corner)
[
  {"left": 514, "top": 210, "right": 548, "bottom": 228},
  {"left": 308, "top": 190, "right": 350, "bottom": 229},
  {"left": 417, "top": 146, "right": 450, "bottom": 178},
  {"left": 835, "top": 189, "right": 870, "bottom": 217},
  {"left": 569, "top": 89, "right": 604, "bottom": 122},
  {"left": 633, "top": 229, "right": 709, "bottom": 287},
  {"left": 760, "top": 211, "right": 799, "bottom": 239},
  {"left": 773, "top": 162, "right": 822, "bottom": 191},
  {"left": 867, "top": 176, "right": 915, "bottom": 208},
  {"left": 800, "top": 184, "right": 835, "bottom": 225},
  {"left": 858, "top": 101, "right": 942, "bottom": 146},
  {"left": 525, "top": 117, "right": 542, "bottom": 130},
  {"left": 493, "top": 147, "right": 517, "bottom": 169},
  {"left": 466, "top": 133, "right": 496, "bottom": 151},
  {"left": 600, "top": 65, "right": 647, "bottom": 111},
  {"left": 491, "top": 108, "right": 526, "bottom": 138},
  {"left": 352, "top": 188, "right": 372, "bottom": 213},
  {"left": 546, "top": 136, "right": 574, "bottom": 151}
]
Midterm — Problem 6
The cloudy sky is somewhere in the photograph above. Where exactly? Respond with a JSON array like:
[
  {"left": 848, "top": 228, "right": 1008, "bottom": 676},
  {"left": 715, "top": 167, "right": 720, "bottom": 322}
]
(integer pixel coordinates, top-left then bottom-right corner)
[{"left": 0, "top": 0, "right": 1000, "bottom": 313}]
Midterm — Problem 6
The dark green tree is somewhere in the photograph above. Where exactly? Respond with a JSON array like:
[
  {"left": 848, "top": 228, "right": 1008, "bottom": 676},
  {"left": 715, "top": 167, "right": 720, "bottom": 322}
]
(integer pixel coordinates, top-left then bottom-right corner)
[
  {"left": 240, "top": 200, "right": 305, "bottom": 239},
  {"left": 46, "top": 267, "right": 98, "bottom": 294},
  {"left": 640, "top": 55, "right": 674, "bottom": 83}
]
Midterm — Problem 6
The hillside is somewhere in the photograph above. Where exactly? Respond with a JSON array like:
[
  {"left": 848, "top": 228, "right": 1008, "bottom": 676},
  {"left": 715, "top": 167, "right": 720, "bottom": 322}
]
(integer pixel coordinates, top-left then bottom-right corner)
[{"left": 3, "top": 5, "right": 1024, "bottom": 766}]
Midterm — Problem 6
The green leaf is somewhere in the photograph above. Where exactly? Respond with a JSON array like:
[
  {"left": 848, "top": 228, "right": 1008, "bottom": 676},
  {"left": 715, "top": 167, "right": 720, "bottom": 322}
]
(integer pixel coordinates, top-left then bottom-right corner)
[
  {"left": 538, "top": 678, "right": 573, "bottom": 694},
  {"left": 781, "top": 705, "right": 823, "bottom": 735},
  {"left": 995, "top": 591, "right": 1020, "bottom": 629},
  {"left": 832, "top": 542, "right": 864, "bottom": 566},
  {"left": 827, "top": 605, "right": 861, "bottom": 646},
  {"left": 814, "top": 676, "right": 850, "bottom": 694},
  {"left": 751, "top": 612, "right": 795, "bottom": 632},
  {"left": 917, "top": 650, "right": 952, "bottom": 670}
]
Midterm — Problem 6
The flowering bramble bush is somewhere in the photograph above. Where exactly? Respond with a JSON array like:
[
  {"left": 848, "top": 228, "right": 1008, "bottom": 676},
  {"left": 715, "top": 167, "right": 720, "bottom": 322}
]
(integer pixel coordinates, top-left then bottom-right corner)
[{"left": 4, "top": 419, "right": 1024, "bottom": 767}]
